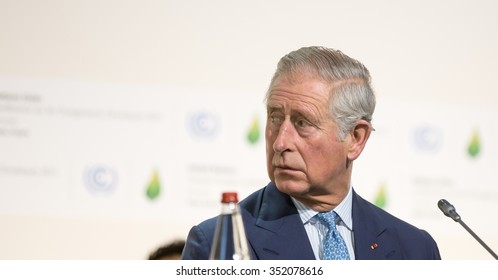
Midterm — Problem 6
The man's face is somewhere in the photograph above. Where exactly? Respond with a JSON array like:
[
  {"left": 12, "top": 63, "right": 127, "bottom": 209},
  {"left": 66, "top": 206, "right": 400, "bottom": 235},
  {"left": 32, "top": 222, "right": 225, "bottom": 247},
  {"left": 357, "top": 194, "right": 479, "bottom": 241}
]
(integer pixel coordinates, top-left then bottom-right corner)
[{"left": 265, "top": 73, "right": 351, "bottom": 199}]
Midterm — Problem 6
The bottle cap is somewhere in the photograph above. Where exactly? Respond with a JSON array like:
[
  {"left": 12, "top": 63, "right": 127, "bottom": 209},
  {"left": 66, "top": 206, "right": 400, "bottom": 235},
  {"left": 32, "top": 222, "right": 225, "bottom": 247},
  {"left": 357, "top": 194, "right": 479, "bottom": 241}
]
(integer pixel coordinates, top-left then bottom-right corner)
[{"left": 221, "top": 192, "right": 238, "bottom": 203}]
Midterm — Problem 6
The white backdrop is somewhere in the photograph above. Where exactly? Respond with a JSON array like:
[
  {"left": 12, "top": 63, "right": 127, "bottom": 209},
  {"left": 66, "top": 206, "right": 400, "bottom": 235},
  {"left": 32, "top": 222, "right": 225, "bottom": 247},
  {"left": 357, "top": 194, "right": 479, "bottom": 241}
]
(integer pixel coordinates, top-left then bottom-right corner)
[{"left": 1, "top": 0, "right": 498, "bottom": 259}]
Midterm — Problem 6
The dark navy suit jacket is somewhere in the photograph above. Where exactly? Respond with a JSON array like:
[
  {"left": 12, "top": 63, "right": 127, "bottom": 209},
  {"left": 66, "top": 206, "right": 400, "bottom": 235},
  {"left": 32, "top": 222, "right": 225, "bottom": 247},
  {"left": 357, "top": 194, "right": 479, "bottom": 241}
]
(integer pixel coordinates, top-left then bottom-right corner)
[{"left": 181, "top": 182, "right": 441, "bottom": 260}]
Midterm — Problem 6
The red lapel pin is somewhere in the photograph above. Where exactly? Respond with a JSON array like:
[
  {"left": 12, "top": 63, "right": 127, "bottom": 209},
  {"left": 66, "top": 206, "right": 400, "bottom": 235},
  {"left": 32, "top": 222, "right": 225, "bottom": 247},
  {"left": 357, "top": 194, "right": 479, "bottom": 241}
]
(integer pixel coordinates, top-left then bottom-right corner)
[{"left": 370, "top": 243, "right": 378, "bottom": 250}]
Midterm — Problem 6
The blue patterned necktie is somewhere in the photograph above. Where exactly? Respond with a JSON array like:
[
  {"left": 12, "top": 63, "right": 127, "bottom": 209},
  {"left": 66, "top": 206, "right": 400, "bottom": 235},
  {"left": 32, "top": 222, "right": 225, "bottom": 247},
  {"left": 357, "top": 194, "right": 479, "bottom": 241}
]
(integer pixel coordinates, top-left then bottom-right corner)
[{"left": 316, "top": 211, "right": 350, "bottom": 260}]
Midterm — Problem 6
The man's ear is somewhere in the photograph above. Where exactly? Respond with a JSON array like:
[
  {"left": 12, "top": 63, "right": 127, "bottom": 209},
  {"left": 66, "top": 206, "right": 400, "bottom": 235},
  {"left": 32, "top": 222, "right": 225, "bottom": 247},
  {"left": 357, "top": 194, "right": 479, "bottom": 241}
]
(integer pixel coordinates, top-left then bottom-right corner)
[{"left": 347, "top": 120, "right": 372, "bottom": 161}]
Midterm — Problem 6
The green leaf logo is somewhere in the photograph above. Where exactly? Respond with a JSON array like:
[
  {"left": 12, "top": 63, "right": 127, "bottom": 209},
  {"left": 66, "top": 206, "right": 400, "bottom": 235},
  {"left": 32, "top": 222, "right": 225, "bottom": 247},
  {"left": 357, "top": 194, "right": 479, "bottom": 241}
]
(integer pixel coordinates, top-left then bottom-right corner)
[
  {"left": 247, "top": 116, "right": 260, "bottom": 144},
  {"left": 146, "top": 170, "right": 161, "bottom": 200},
  {"left": 467, "top": 130, "right": 480, "bottom": 158},
  {"left": 374, "top": 184, "right": 387, "bottom": 209}
]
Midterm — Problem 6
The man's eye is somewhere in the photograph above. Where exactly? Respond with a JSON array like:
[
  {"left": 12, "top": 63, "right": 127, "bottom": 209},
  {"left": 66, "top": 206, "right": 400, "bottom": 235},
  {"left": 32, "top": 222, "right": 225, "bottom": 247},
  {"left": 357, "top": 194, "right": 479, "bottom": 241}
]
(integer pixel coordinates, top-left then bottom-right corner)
[
  {"left": 269, "top": 114, "right": 283, "bottom": 124},
  {"left": 295, "top": 119, "right": 311, "bottom": 128}
]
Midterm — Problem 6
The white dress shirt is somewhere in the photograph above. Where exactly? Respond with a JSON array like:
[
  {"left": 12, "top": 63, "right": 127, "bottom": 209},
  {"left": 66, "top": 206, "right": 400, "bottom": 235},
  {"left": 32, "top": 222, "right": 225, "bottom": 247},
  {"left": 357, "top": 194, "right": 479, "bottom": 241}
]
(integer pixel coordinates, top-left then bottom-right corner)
[{"left": 291, "top": 187, "right": 355, "bottom": 260}]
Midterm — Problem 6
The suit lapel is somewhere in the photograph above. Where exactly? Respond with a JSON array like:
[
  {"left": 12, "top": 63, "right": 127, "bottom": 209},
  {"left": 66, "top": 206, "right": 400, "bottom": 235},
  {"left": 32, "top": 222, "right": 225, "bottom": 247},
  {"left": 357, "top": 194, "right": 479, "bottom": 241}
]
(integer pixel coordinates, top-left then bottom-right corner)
[
  {"left": 244, "top": 183, "right": 315, "bottom": 260},
  {"left": 242, "top": 185, "right": 403, "bottom": 259},
  {"left": 352, "top": 191, "right": 401, "bottom": 259}
]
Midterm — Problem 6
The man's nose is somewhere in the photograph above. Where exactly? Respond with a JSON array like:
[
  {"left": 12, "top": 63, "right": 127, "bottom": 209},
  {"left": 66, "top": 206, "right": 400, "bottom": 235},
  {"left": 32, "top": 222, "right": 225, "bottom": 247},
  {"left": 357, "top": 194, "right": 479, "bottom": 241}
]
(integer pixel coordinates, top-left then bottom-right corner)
[{"left": 273, "top": 120, "right": 294, "bottom": 153}]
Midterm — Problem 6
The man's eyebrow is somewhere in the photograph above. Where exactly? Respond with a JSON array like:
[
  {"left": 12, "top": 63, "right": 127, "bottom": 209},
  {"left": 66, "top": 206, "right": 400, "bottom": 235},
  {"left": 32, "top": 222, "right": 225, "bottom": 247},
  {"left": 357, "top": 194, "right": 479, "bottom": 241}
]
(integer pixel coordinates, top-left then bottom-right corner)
[{"left": 266, "top": 104, "right": 284, "bottom": 110}]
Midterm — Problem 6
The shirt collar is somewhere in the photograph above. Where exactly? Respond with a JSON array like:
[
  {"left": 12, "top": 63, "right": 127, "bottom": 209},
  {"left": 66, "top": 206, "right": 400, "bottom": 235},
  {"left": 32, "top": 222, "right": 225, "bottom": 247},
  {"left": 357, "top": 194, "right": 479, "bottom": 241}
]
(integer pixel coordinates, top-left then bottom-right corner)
[{"left": 291, "top": 186, "right": 353, "bottom": 231}]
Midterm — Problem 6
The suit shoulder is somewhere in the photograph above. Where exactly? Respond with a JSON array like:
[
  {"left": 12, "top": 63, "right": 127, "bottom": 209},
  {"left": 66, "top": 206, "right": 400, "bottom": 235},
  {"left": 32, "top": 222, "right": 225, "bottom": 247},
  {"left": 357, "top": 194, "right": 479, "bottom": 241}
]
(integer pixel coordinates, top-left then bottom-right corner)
[
  {"left": 353, "top": 193, "right": 440, "bottom": 259},
  {"left": 355, "top": 193, "right": 432, "bottom": 237},
  {"left": 239, "top": 186, "right": 267, "bottom": 214}
]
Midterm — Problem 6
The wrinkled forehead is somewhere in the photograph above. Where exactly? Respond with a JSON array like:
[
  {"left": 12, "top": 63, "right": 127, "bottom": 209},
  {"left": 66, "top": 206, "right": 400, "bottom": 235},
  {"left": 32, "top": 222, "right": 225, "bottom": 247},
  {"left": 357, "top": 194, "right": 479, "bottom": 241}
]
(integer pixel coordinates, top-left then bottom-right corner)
[
  {"left": 265, "top": 71, "right": 331, "bottom": 103},
  {"left": 265, "top": 73, "right": 334, "bottom": 118}
]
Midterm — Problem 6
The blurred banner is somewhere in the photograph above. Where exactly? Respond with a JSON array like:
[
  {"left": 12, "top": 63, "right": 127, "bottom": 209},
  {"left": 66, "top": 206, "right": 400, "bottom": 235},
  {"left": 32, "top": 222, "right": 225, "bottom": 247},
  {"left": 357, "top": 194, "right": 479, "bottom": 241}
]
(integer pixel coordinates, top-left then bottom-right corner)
[{"left": 1, "top": 76, "right": 498, "bottom": 258}]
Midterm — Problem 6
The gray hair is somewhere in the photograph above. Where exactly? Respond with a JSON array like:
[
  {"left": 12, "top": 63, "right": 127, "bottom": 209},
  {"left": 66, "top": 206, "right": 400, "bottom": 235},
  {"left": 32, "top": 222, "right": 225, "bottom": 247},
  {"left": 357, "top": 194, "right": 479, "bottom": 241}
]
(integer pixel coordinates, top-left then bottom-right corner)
[{"left": 265, "top": 46, "right": 376, "bottom": 140}]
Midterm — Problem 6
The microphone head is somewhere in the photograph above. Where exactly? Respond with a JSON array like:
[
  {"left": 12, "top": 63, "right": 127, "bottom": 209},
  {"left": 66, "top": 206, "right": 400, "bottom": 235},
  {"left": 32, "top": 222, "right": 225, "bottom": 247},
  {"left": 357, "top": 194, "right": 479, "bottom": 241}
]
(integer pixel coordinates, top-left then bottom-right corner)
[
  {"left": 438, "top": 199, "right": 452, "bottom": 217},
  {"left": 438, "top": 199, "right": 461, "bottom": 222}
]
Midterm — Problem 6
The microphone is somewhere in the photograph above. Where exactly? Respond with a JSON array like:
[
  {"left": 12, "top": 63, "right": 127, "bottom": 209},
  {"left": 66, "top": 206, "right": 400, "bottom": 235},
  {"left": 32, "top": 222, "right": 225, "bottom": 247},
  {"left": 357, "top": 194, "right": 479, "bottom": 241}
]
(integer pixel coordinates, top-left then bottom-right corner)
[
  {"left": 438, "top": 199, "right": 461, "bottom": 221},
  {"left": 438, "top": 199, "right": 498, "bottom": 260}
]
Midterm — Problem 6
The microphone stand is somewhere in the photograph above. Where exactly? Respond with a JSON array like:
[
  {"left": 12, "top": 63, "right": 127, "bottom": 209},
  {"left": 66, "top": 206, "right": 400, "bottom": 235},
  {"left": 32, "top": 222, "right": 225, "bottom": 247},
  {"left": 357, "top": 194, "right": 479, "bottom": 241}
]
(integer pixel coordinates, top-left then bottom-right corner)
[
  {"left": 456, "top": 219, "right": 498, "bottom": 260},
  {"left": 438, "top": 199, "right": 498, "bottom": 260}
]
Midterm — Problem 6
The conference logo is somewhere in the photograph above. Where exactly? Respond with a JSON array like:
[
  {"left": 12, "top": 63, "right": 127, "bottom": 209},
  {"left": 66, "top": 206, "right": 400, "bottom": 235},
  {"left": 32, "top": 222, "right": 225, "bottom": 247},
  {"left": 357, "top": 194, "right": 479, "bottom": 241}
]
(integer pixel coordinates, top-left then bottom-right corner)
[
  {"left": 413, "top": 125, "right": 443, "bottom": 153},
  {"left": 467, "top": 129, "right": 481, "bottom": 158},
  {"left": 145, "top": 169, "right": 161, "bottom": 200},
  {"left": 187, "top": 111, "right": 220, "bottom": 140},
  {"left": 83, "top": 165, "right": 118, "bottom": 195},
  {"left": 246, "top": 115, "right": 260, "bottom": 145}
]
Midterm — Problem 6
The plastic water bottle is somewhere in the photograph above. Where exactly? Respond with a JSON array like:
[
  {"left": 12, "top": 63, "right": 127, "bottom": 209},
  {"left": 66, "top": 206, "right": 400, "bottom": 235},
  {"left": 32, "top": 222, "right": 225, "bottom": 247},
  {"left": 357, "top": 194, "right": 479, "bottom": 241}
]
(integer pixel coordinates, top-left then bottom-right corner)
[{"left": 209, "top": 192, "right": 251, "bottom": 260}]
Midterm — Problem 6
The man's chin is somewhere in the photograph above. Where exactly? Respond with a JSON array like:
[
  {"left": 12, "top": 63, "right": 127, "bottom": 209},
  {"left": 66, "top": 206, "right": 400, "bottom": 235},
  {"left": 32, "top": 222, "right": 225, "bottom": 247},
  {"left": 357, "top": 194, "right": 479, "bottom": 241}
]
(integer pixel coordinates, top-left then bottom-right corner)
[{"left": 274, "top": 180, "right": 309, "bottom": 196}]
